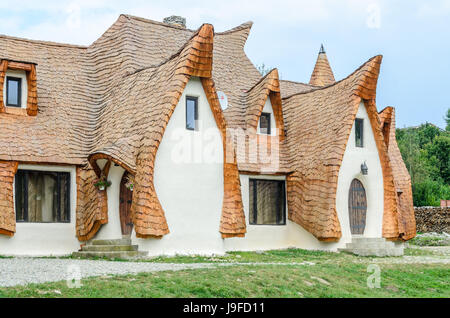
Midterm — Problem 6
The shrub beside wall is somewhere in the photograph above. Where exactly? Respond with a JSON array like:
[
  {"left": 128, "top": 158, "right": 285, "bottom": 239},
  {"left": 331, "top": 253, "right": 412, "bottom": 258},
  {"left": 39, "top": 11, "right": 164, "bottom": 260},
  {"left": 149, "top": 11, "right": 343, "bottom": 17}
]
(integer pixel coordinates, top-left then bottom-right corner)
[{"left": 414, "top": 207, "right": 450, "bottom": 233}]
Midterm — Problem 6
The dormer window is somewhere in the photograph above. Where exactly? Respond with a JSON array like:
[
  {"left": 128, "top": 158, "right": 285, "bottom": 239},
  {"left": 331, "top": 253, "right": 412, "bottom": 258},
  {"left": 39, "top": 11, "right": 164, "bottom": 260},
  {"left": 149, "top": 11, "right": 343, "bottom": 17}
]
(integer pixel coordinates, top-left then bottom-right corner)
[
  {"left": 259, "top": 112, "right": 271, "bottom": 135},
  {"left": 0, "top": 59, "right": 38, "bottom": 116},
  {"left": 6, "top": 76, "right": 22, "bottom": 107}
]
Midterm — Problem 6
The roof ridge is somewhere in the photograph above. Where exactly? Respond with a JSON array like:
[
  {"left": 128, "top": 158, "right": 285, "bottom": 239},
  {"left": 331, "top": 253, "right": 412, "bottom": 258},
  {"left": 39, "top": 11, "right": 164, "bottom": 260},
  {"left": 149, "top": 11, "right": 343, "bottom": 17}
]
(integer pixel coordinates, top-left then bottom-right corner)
[
  {"left": 378, "top": 106, "right": 394, "bottom": 114},
  {"left": 123, "top": 14, "right": 252, "bottom": 35},
  {"left": 122, "top": 14, "right": 196, "bottom": 32},
  {"left": 215, "top": 21, "right": 253, "bottom": 35},
  {"left": 283, "top": 55, "right": 383, "bottom": 100},
  {"left": 0, "top": 34, "right": 87, "bottom": 49},
  {"left": 246, "top": 68, "right": 278, "bottom": 92},
  {"left": 280, "top": 79, "right": 315, "bottom": 87},
  {"left": 126, "top": 23, "right": 213, "bottom": 77}
]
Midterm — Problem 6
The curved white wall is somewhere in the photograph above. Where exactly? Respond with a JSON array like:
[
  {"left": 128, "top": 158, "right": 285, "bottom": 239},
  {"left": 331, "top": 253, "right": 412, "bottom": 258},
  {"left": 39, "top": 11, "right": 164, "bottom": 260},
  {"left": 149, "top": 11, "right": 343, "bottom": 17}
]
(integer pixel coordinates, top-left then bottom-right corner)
[
  {"left": 0, "top": 164, "right": 79, "bottom": 256},
  {"left": 335, "top": 101, "right": 384, "bottom": 239},
  {"left": 226, "top": 102, "right": 384, "bottom": 252},
  {"left": 225, "top": 174, "right": 344, "bottom": 252},
  {"left": 94, "top": 160, "right": 125, "bottom": 239},
  {"left": 133, "top": 77, "right": 225, "bottom": 256}
]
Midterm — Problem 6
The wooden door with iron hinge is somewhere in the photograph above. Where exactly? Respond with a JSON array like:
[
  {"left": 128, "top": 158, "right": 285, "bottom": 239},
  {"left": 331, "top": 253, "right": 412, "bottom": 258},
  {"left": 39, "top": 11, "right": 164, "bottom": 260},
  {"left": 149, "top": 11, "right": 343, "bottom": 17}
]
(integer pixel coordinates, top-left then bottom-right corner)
[
  {"left": 348, "top": 178, "right": 367, "bottom": 235},
  {"left": 120, "top": 172, "right": 133, "bottom": 236}
]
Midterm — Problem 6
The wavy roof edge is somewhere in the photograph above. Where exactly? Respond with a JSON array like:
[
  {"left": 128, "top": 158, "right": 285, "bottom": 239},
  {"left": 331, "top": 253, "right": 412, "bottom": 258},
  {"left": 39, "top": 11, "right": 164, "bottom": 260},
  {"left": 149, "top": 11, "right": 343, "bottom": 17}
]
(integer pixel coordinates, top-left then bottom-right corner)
[
  {"left": 0, "top": 14, "right": 253, "bottom": 50},
  {"left": 282, "top": 55, "right": 383, "bottom": 100}
]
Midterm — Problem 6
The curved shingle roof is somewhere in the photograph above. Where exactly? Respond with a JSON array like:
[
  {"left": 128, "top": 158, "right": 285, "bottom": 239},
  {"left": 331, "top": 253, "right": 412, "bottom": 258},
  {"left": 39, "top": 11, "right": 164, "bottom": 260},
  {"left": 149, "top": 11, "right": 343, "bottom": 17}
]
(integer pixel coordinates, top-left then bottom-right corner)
[{"left": 0, "top": 15, "right": 415, "bottom": 242}]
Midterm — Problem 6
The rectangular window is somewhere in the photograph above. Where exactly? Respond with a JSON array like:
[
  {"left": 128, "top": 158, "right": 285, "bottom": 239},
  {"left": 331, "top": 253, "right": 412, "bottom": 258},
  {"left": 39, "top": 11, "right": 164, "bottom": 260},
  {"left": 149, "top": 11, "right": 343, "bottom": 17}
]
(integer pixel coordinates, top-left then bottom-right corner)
[
  {"left": 355, "top": 118, "right": 364, "bottom": 147},
  {"left": 15, "top": 170, "right": 71, "bottom": 223},
  {"left": 186, "top": 96, "right": 198, "bottom": 130},
  {"left": 259, "top": 112, "right": 271, "bottom": 135},
  {"left": 6, "top": 76, "right": 22, "bottom": 107},
  {"left": 249, "top": 179, "right": 286, "bottom": 225}
]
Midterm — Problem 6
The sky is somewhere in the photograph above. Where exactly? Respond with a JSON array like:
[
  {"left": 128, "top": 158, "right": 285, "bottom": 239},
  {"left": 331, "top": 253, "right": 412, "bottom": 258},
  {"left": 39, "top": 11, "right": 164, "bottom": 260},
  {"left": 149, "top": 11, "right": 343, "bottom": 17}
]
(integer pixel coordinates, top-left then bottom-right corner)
[{"left": 1, "top": 0, "right": 449, "bottom": 129}]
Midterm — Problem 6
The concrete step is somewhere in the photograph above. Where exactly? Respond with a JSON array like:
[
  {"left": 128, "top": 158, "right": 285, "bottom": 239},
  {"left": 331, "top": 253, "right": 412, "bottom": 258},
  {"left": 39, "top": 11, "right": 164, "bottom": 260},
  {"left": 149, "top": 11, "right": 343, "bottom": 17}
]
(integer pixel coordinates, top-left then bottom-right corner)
[
  {"left": 339, "top": 247, "right": 404, "bottom": 257},
  {"left": 350, "top": 237, "right": 387, "bottom": 243},
  {"left": 345, "top": 241, "right": 396, "bottom": 249},
  {"left": 81, "top": 245, "right": 138, "bottom": 252},
  {"left": 90, "top": 238, "right": 132, "bottom": 246},
  {"left": 72, "top": 250, "right": 148, "bottom": 259},
  {"left": 338, "top": 237, "right": 405, "bottom": 257}
]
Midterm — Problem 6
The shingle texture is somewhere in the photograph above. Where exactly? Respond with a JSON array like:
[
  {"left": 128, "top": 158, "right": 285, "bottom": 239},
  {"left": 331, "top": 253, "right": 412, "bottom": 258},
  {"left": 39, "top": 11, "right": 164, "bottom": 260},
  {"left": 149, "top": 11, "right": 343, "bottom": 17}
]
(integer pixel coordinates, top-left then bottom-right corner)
[
  {"left": 282, "top": 55, "right": 411, "bottom": 241},
  {"left": 0, "top": 161, "right": 18, "bottom": 236},
  {"left": 309, "top": 52, "right": 335, "bottom": 86},
  {"left": 379, "top": 107, "right": 416, "bottom": 240},
  {"left": 0, "top": 14, "right": 415, "bottom": 242}
]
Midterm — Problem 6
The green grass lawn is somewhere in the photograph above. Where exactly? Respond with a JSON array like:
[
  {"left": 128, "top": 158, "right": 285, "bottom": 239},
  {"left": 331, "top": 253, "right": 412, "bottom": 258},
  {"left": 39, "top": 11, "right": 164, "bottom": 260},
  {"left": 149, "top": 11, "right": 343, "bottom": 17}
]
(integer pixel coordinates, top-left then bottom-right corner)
[{"left": 1, "top": 249, "right": 448, "bottom": 298}]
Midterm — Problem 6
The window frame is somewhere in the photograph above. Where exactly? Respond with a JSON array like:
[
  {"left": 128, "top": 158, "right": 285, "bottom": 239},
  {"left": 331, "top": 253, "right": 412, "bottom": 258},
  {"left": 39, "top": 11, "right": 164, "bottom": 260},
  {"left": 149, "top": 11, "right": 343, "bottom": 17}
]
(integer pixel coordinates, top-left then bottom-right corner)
[
  {"left": 249, "top": 178, "right": 286, "bottom": 226},
  {"left": 185, "top": 96, "right": 198, "bottom": 131},
  {"left": 259, "top": 112, "right": 271, "bottom": 135},
  {"left": 6, "top": 76, "right": 22, "bottom": 107},
  {"left": 355, "top": 118, "right": 364, "bottom": 148},
  {"left": 14, "top": 169, "right": 71, "bottom": 223}
]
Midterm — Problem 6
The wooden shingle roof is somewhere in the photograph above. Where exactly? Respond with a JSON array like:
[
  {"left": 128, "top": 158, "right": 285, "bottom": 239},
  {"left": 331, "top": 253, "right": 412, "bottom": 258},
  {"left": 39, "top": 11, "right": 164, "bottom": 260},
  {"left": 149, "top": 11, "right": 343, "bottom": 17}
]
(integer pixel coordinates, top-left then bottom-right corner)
[
  {"left": 309, "top": 45, "right": 335, "bottom": 86},
  {"left": 0, "top": 15, "right": 415, "bottom": 242}
]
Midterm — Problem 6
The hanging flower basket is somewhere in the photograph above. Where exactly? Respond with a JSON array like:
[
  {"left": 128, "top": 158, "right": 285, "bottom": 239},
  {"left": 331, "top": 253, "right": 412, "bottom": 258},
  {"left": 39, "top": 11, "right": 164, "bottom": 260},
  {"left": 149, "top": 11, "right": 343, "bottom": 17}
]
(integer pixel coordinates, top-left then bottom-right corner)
[
  {"left": 125, "top": 174, "right": 135, "bottom": 192},
  {"left": 94, "top": 179, "right": 112, "bottom": 191}
]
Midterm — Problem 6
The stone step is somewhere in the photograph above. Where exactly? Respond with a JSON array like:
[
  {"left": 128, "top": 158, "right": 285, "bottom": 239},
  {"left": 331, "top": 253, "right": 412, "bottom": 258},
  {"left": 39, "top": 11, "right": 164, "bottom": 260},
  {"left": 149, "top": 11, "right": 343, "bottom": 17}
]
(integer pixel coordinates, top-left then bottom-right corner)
[
  {"left": 90, "top": 238, "right": 132, "bottom": 246},
  {"left": 338, "top": 237, "right": 405, "bottom": 257},
  {"left": 72, "top": 250, "right": 148, "bottom": 259},
  {"left": 350, "top": 237, "right": 387, "bottom": 243},
  {"left": 81, "top": 245, "right": 138, "bottom": 252},
  {"left": 345, "top": 241, "right": 396, "bottom": 249},
  {"left": 338, "top": 247, "right": 404, "bottom": 257}
]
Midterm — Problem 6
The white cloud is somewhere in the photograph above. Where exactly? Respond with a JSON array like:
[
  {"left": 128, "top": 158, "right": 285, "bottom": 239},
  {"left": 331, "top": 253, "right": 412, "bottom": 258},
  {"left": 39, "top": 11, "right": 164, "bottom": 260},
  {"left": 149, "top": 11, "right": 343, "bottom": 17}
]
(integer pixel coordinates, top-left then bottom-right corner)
[
  {"left": 417, "top": 0, "right": 450, "bottom": 17},
  {"left": 1, "top": 0, "right": 446, "bottom": 45},
  {"left": 0, "top": 0, "right": 384, "bottom": 45}
]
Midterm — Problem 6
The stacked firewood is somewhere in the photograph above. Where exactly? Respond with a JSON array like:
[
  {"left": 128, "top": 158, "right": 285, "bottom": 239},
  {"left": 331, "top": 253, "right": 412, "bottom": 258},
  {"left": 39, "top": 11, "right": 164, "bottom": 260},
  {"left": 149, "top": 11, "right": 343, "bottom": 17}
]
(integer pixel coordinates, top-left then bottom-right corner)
[{"left": 414, "top": 207, "right": 450, "bottom": 233}]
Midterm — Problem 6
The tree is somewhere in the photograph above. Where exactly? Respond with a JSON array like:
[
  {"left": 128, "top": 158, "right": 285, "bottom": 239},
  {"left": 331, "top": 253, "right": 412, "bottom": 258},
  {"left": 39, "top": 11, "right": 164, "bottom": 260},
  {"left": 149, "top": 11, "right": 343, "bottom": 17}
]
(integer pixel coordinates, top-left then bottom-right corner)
[
  {"left": 427, "top": 135, "right": 450, "bottom": 184},
  {"left": 446, "top": 108, "right": 450, "bottom": 131},
  {"left": 396, "top": 110, "right": 450, "bottom": 206}
]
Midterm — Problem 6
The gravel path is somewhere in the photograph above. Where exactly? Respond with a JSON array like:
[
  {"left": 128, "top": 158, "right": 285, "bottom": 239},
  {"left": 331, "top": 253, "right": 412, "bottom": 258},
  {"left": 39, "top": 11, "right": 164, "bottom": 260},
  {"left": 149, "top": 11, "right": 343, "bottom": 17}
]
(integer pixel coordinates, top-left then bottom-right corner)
[
  {"left": 367, "top": 256, "right": 450, "bottom": 264},
  {"left": 408, "top": 246, "right": 450, "bottom": 256},
  {"left": 0, "top": 259, "right": 318, "bottom": 287},
  {"left": 0, "top": 258, "right": 216, "bottom": 287}
]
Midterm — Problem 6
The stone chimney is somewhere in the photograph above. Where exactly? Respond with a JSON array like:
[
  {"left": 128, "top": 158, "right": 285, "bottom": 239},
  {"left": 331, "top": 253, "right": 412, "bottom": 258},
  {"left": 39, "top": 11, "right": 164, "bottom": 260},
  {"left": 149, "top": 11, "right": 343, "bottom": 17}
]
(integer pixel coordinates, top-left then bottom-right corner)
[{"left": 163, "top": 15, "right": 186, "bottom": 28}]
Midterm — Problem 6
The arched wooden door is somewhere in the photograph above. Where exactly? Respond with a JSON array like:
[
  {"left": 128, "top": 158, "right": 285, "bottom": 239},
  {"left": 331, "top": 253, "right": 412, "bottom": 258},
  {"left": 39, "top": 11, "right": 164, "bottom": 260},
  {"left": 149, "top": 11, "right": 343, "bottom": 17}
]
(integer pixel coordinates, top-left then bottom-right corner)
[
  {"left": 120, "top": 172, "right": 133, "bottom": 236},
  {"left": 348, "top": 179, "right": 367, "bottom": 235}
]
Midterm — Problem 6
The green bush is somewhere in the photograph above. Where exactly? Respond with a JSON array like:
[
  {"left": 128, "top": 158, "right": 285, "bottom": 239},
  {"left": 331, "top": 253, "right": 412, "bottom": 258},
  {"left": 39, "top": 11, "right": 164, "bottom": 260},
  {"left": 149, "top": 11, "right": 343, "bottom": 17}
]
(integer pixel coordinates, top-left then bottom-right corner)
[
  {"left": 413, "top": 179, "right": 450, "bottom": 206},
  {"left": 397, "top": 114, "right": 450, "bottom": 207}
]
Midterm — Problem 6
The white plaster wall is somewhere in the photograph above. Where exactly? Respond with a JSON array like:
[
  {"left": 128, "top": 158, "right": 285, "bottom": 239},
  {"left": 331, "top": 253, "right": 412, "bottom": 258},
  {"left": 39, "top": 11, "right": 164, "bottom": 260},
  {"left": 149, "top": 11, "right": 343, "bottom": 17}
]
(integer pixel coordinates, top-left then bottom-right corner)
[
  {"left": 3, "top": 69, "right": 28, "bottom": 108},
  {"left": 224, "top": 175, "right": 290, "bottom": 251},
  {"left": 93, "top": 161, "right": 125, "bottom": 240},
  {"left": 335, "top": 101, "right": 384, "bottom": 239},
  {"left": 133, "top": 77, "right": 225, "bottom": 256},
  {"left": 257, "top": 98, "right": 277, "bottom": 136},
  {"left": 225, "top": 174, "right": 345, "bottom": 252},
  {"left": 0, "top": 164, "right": 79, "bottom": 256}
]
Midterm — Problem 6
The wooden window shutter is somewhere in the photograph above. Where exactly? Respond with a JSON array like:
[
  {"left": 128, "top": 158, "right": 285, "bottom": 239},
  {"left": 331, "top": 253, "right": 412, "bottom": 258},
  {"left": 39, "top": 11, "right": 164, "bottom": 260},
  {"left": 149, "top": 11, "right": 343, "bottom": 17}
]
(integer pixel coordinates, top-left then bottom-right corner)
[
  {"left": 26, "top": 64, "right": 38, "bottom": 116},
  {"left": 0, "top": 60, "right": 8, "bottom": 113}
]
